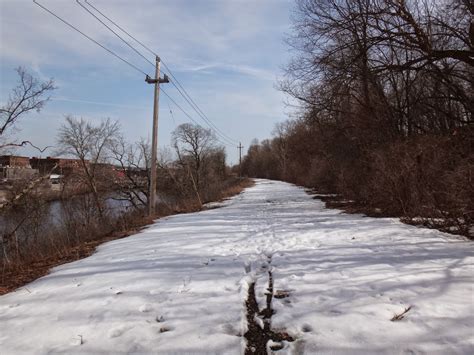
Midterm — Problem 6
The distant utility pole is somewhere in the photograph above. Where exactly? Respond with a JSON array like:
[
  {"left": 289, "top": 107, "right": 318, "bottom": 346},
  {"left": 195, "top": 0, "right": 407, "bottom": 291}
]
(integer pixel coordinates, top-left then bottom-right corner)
[
  {"left": 238, "top": 142, "right": 243, "bottom": 178},
  {"left": 146, "top": 56, "right": 169, "bottom": 216}
]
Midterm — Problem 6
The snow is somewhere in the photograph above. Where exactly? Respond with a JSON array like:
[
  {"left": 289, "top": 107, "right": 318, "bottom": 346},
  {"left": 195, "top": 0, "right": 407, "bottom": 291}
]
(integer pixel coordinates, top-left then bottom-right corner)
[{"left": 0, "top": 179, "right": 473, "bottom": 354}]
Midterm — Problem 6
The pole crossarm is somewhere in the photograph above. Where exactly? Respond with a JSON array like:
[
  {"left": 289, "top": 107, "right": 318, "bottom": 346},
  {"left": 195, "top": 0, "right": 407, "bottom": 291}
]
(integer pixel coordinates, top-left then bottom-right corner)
[{"left": 145, "top": 74, "right": 170, "bottom": 84}]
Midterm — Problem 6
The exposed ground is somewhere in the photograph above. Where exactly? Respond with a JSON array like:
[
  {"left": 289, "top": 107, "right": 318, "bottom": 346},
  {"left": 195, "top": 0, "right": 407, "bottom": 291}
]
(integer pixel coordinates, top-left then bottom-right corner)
[{"left": 0, "top": 179, "right": 472, "bottom": 354}]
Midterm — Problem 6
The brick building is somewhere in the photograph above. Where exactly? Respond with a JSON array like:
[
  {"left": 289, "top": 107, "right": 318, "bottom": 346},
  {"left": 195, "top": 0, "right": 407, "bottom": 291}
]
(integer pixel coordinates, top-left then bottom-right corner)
[
  {"left": 0, "top": 155, "right": 31, "bottom": 168},
  {"left": 30, "top": 157, "right": 85, "bottom": 176},
  {"left": 0, "top": 155, "right": 37, "bottom": 180}
]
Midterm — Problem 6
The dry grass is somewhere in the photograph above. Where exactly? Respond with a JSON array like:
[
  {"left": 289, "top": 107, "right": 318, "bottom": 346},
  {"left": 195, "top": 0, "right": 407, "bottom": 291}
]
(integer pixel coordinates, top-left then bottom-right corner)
[
  {"left": 0, "top": 178, "right": 254, "bottom": 295},
  {"left": 0, "top": 218, "right": 151, "bottom": 295},
  {"left": 217, "top": 177, "right": 255, "bottom": 201}
]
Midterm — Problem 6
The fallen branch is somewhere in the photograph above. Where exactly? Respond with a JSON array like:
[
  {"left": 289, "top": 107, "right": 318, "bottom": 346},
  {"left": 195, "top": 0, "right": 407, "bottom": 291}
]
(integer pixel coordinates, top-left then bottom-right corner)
[{"left": 390, "top": 306, "right": 412, "bottom": 321}]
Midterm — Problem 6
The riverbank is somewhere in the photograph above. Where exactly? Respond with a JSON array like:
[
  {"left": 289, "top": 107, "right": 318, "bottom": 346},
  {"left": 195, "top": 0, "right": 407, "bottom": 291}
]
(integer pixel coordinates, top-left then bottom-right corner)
[{"left": 0, "top": 178, "right": 254, "bottom": 295}]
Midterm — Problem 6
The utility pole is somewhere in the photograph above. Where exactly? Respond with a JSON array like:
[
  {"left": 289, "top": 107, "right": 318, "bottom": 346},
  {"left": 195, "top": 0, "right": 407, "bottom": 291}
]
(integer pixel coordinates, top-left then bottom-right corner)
[
  {"left": 238, "top": 142, "right": 243, "bottom": 178},
  {"left": 146, "top": 56, "right": 169, "bottom": 216}
]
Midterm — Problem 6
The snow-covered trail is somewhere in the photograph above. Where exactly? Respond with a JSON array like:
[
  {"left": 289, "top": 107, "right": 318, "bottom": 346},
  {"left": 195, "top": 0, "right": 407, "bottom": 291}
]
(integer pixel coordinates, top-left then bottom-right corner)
[{"left": 0, "top": 180, "right": 473, "bottom": 354}]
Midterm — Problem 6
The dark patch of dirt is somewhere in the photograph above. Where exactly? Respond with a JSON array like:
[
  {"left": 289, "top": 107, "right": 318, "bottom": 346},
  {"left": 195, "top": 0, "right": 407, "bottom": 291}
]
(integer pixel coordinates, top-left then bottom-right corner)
[
  {"left": 317, "top": 195, "right": 392, "bottom": 217},
  {"left": 274, "top": 290, "right": 290, "bottom": 299},
  {"left": 244, "top": 263, "right": 294, "bottom": 354}
]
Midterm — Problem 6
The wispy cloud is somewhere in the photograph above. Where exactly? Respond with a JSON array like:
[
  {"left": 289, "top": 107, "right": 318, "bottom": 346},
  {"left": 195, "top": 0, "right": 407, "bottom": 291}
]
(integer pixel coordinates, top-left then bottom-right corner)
[
  {"left": 177, "top": 62, "right": 276, "bottom": 81},
  {"left": 51, "top": 97, "right": 148, "bottom": 110},
  {"left": 0, "top": 0, "right": 294, "bottom": 164}
]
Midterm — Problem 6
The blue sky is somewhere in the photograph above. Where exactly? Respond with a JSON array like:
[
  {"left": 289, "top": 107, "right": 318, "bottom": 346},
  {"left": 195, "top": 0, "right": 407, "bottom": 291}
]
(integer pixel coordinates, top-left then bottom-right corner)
[{"left": 0, "top": 0, "right": 294, "bottom": 164}]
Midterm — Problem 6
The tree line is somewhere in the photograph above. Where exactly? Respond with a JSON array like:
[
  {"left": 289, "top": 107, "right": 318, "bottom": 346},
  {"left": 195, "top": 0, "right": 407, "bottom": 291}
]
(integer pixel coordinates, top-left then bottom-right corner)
[
  {"left": 0, "top": 67, "right": 244, "bottom": 285},
  {"left": 243, "top": 0, "right": 473, "bottom": 237}
]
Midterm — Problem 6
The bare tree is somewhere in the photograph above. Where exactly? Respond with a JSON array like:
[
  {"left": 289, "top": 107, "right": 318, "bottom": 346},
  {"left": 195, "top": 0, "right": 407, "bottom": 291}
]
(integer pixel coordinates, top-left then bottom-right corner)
[
  {"left": 0, "top": 67, "right": 55, "bottom": 150},
  {"left": 242, "top": 0, "right": 474, "bottom": 236},
  {"left": 272, "top": 121, "right": 294, "bottom": 180},
  {"left": 0, "top": 67, "right": 56, "bottom": 218},
  {"left": 281, "top": 0, "right": 472, "bottom": 132},
  {"left": 57, "top": 116, "right": 120, "bottom": 217},
  {"left": 172, "top": 123, "right": 219, "bottom": 192},
  {"left": 110, "top": 136, "right": 150, "bottom": 210}
]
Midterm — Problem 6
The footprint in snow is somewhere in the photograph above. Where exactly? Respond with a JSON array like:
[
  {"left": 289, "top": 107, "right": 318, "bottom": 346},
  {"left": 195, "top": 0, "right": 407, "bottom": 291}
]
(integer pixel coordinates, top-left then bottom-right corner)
[
  {"left": 108, "top": 326, "right": 129, "bottom": 338},
  {"left": 101, "top": 298, "right": 113, "bottom": 306},
  {"left": 283, "top": 298, "right": 292, "bottom": 306},
  {"left": 139, "top": 304, "right": 153, "bottom": 313},
  {"left": 221, "top": 323, "right": 240, "bottom": 336},
  {"left": 158, "top": 325, "right": 173, "bottom": 333},
  {"left": 70, "top": 335, "right": 84, "bottom": 346}
]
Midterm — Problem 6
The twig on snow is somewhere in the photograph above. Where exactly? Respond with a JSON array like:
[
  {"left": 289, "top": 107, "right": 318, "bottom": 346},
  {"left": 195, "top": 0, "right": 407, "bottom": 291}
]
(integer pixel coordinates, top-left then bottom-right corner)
[{"left": 390, "top": 306, "right": 412, "bottom": 321}]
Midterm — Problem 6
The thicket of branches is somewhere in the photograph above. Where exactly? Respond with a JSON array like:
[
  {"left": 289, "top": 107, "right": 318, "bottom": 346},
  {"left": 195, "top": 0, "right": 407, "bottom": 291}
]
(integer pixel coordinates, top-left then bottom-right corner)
[
  {"left": 0, "top": 67, "right": 239, "bottom": 279},
  {"left": 243, "top": 0, "right": 473, "bottom": 236},
  {"left": 1, "top": 117, "right": 234, "bottom": 270}
]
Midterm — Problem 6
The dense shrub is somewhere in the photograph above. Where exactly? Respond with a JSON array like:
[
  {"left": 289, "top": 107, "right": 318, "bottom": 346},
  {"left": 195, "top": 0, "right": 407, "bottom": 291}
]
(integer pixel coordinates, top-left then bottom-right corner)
[{"left": 242, "top": 0, "right": 473, "bottom": 237}]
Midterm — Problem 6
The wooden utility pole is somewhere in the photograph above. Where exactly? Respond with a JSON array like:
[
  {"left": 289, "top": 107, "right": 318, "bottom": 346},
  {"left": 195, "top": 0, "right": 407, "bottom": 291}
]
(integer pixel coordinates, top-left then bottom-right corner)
[
  {"left": 238, "top": 142, "right": 243, "bottom": 178},
  {"left": 146, "top": 56, "right": 169, "bottom": 216}
]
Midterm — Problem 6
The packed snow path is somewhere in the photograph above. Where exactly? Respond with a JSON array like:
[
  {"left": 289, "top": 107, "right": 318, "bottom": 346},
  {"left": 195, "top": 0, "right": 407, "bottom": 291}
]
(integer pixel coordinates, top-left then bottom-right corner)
[{"left": 1, "top": 180, "right": 473, "bottom": 354}]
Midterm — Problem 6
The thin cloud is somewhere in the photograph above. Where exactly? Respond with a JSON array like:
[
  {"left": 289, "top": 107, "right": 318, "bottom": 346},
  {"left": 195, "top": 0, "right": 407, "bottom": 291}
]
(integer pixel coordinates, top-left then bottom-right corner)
[
  {"left": 51, "top": 97, "right": 148, "bottom": 110},
  {"left": 0, "top": 0, "right": 293, "bottom": 164},
  {"left": 178, "top": 62, "right": 275, "bottom": 81}
]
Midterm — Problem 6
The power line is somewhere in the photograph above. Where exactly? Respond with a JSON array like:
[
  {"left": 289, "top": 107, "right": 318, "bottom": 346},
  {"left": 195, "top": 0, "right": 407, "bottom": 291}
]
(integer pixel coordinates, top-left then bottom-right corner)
[
  {"left": 161, "top": 89, "right": 234, "bottom": 148},
  {"left": 36, "top": 0, "right": 239, "bottom": 148},
  {"left": 33, "top": 0, "right": 149, "bottom": 77},
  {"left": 84, "top": 0, "right": 157, "bottom": 57},
  {"left": 162, "top": 89, "right": 234, "bottom": 148},
  {"left": 161, "top": 60, "right": 239, "bottom": 145},
  {"left": 76, "top": 0, "right": 155, "bottom": 68},
  {"left": 163, "top": 70, "right": 238, "bottom": 145},
  {"left": 166, "top": 101, "right": 177, "bottom": 126},
  {"left": 83, "top": 0, "right": 239, "bottom": 145},
  {"left": 84, "top": 0, "right": 237, "bottom": 144}
]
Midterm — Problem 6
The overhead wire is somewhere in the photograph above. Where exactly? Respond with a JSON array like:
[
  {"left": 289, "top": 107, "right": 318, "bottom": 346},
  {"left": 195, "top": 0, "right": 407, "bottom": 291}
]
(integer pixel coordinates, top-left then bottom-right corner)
[
  {"left": 166, "top": 101, "right": 176, "bottom": 126},
  {"left": 35, "top": 0, "right": 239, "bottom": 148},
  {"left": 82, "top": 0, "right": 239, "bottom": 146},
  {"left": 33, "top": 0, "right": 150, "bottom": 77},
  {"left": 160, "top": 58, "right": 239, "bottom": 144},
  {"left": 161, "top": 89, "right": 235, "bottom": 148},
  {"left": 161, "top": 66, "right": 239, "bottom": 145},
  {"left": 75, "top": 0, "right": 155, "bottom": 68},
  {"left": 83, "top": 0, "right": 157, "bottom": 57}
]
